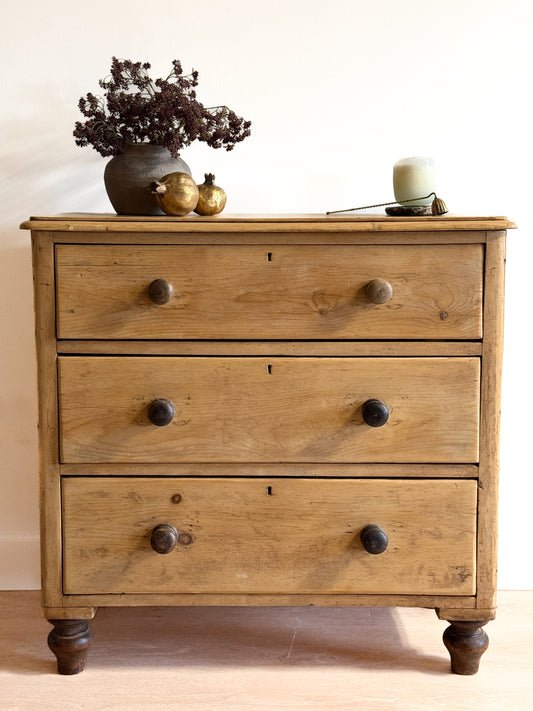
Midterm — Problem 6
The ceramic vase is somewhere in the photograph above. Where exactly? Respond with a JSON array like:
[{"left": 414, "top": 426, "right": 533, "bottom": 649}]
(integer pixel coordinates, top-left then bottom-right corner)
[{"left": 104, "top": 144, "right": 191, "bottom": 215}]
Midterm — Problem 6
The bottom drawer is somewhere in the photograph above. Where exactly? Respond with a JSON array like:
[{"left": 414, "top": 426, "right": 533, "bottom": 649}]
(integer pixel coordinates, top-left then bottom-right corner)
[{"left": 62, "top": 477, "right": 477, "bottom": 596}]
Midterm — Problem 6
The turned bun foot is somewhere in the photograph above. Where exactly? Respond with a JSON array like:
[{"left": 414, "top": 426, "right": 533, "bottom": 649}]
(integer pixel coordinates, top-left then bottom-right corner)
[
  {"left": 47, "top": 619, "right": 93, "bottom": 674},
  {"left": 443, "top": 620, "right": 489, "bottom": 675}
]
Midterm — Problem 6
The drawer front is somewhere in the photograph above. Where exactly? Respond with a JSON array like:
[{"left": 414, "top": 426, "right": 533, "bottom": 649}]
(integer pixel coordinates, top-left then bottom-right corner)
[
  {"left": 58, "top": 356, "right": 480, "bottom": 464},
  {"left": 62, "top": 477, "right": 477, "bottom": 596},
  {"left": 55, "top": 244, "right": 483, "bottom": 340}
]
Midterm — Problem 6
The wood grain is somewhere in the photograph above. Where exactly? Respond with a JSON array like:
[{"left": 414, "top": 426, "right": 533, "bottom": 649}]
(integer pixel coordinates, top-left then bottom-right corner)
[
  {"left": 60, "top": 592, "right": 476, "bottom": 609},
  {"left": 39, "top": 228, "right": 493, "bottom": 245},
  {"left": 58, "top": 356, "right": 480, "bottom": 464},
  {"left": 62, "top": 477, "right": 477, "bottom": 596},
  {"left": 58, "top": 462, "right": 480, "bottom": 479},
  {"left": 20, "top": 212, "right": 517, "bottom": 231},
  {"left": 57, "top": 340, "right": 484, "bottom": 356},
  {"left": 55, "top": 244, "right": 483, "bottom": 340}
]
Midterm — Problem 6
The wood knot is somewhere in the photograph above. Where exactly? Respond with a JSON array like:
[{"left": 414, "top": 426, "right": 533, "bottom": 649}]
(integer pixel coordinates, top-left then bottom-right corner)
[
  {"left": 178, "top": 532, "right": 194, "bottom": 546},
  {"left": 311, "top": 290, "right": 336, "bottom": 315}
]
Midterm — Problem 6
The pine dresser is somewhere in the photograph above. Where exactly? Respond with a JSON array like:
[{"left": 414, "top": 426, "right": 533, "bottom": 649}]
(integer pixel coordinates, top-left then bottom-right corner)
[{"left": 21, "top": 213, "right": 515, "bottom": 675}]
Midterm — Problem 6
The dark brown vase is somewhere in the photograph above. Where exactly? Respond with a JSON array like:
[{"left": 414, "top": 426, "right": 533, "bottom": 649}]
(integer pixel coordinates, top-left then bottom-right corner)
[{"left": 103, "top": 144, "right": 191, "bottom": 215}]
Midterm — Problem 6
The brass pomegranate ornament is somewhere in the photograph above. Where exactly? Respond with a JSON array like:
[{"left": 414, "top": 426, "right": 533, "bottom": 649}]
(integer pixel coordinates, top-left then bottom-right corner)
[
  {"left": 194, "top": 173, "right": 227, "bottom": 216},
  {"left": 150, "top": 172, "right": 199, "bottom": 216}
]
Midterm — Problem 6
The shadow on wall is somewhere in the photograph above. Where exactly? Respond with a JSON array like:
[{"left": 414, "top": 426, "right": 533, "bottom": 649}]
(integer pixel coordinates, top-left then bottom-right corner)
[
  {"left": 0, "top": 242, "right": 40, "bottom": 586},
  {"left": 0, "top": 89, "right": 109, "bottom": 228},
  {"left": 0, "top": 88, "right": 110, "bottom": 589},
  {"left": 0, "top": 251, "right": 40, "bottom": 585}
]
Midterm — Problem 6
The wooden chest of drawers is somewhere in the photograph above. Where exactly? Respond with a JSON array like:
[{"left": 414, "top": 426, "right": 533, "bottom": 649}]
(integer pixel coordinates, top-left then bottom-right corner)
[{"left": 23, "top": 214, "right": 514, "bottom": 675}]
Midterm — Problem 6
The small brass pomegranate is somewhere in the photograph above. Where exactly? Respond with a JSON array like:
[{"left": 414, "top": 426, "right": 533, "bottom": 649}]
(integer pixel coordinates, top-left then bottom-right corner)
[
  {"left": 150, "top": 172, "right": 199, "bottom": 216},
  {"left": 194, "top": 173, "right": 227, "bottom": 216}
]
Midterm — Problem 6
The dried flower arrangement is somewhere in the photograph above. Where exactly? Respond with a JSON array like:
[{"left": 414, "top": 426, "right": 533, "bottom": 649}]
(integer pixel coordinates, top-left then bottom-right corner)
[{"left": 73, "top": 57, "right": 252, "bottom": 158}]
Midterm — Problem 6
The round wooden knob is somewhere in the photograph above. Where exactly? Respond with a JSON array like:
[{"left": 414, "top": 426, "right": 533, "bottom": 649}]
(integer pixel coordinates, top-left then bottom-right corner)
[
  {"left": 150, "top": 524, "right": 179, "bottom": 554},
  {"left": 148, "top": 398, "right": 175, "bottom": 426},
  {"left": 365, "top": 279, "right": 393, "bottom": 304},
  {"left": 148, "top": 278, "right": 173, "bottom": 305},
  {"left": 362, "top": 398, "right": 389, "bottom": 427},
  {"left": 360, "top": 524, "right": 388, "bottom": 554}
]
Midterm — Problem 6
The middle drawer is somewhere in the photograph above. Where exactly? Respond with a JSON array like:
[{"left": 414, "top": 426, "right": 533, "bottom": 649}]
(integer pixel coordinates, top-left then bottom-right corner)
[{"left": 58, "top": 356, "right": 480, "bottom": 464}]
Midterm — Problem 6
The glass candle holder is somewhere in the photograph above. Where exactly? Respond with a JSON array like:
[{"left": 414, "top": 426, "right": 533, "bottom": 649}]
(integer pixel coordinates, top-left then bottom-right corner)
[{"left": 393, "top": 157, "right": 436, "bottom": 206}]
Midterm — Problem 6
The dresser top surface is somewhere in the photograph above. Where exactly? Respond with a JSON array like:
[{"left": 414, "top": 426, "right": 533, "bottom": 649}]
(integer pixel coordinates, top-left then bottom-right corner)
[{"left": 20, "top": 213, "right": 516, "bottom": 233}]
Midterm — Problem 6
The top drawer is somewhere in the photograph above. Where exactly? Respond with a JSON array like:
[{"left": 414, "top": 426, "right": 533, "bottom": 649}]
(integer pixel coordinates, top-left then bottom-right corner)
[{"left": 55, "top": 243, "right": 483, "bottom": 340}]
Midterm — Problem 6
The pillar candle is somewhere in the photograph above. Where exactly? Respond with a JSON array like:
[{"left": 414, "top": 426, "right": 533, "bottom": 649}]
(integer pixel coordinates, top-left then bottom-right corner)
[{"left": 393, "top": 157, "right": 436, "bottom": 206}]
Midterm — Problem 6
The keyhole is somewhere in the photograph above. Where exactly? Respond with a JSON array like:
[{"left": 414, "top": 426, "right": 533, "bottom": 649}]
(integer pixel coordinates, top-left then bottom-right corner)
[
  {"left": 267, "top": 486, "right": 273, "bottom": 496},
  {"left": 267, "top": 364, "right": 272, "bottom": 374},
  {"left": 267, "top": 252, "right": 272, "bottom": 262}
]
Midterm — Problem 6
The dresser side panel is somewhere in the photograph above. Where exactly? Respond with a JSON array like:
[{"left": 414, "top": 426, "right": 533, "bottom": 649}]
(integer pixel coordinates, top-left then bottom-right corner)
[
  {"left": 477, "top": 231, "right": 506, "bottom": 608},
  {"left": 31, "top": 232, "right": 63, "bottom": 607}
]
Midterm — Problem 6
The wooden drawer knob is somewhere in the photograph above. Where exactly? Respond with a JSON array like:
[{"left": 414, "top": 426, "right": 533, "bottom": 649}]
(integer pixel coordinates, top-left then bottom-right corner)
[
  {"left": 148, "top": 279, "right": 173, "bottom": 305},
  {"left": 362, "top": 398, "right": 389, "bottom": 427},
  {"left": 148, "top": 398, "right": 175, "bottom": 426},
  {"left": 360, "top": 524, "right": 388, "bottom": 554},
  {"left": 150, "top": 524, "right": 179, "bottom": 554},
  {"left": 365, "top": 279, "right": 393, "bottom": 304}
]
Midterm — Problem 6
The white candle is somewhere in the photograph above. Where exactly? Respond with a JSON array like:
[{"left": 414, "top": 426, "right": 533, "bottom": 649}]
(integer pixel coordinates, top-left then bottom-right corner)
[{"left": 393, "top": 157, "right": 436, "bottom": 206}]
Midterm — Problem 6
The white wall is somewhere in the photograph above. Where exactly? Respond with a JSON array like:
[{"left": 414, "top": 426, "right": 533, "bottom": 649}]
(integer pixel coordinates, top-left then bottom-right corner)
[{"left": 1, "top": 0, "right": 531, "bottom": 589}]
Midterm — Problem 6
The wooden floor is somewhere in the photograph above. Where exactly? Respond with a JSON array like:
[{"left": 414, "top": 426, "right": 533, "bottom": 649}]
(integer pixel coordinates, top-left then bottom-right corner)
[{"left": 0, "top": 591, "right": 531, "bottom": 710}]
